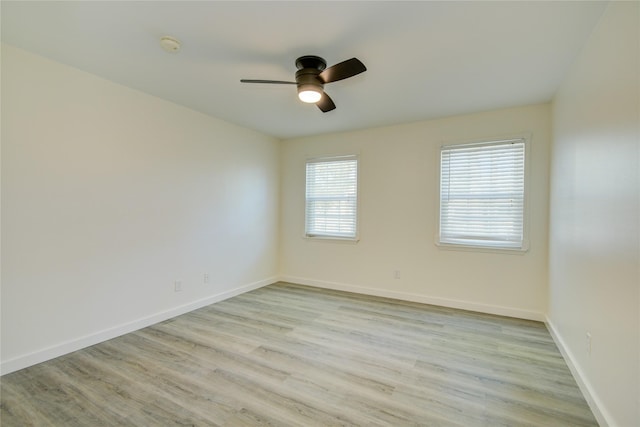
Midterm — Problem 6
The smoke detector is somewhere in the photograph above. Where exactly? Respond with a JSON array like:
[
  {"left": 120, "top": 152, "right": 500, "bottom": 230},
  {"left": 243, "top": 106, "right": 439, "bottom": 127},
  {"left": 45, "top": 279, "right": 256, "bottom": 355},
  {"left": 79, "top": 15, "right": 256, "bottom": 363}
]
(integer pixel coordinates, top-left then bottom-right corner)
[{"left": 160, "top": 36, "right": 181, "bottom": 53}]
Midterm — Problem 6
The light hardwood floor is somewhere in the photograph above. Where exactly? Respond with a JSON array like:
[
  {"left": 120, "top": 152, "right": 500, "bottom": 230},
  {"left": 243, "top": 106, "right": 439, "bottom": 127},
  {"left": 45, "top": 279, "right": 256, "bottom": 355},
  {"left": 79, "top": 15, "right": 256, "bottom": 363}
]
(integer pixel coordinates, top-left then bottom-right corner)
[{"left": 1, "top": 282, "right": 597, "bottom": 426}]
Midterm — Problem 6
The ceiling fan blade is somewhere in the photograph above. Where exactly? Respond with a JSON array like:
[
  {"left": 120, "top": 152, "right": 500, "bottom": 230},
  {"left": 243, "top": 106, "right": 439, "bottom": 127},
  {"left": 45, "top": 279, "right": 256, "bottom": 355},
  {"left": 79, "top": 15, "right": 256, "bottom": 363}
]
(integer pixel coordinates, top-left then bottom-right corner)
[
  {"left": 318, "top": 58, "right": 366, "bottom": 83},
  {"left": 240, "top": 79, "right": 296, "bottom": 84},
  {"left": 317, "top": 92, "right": 336, "bottom": 112}
]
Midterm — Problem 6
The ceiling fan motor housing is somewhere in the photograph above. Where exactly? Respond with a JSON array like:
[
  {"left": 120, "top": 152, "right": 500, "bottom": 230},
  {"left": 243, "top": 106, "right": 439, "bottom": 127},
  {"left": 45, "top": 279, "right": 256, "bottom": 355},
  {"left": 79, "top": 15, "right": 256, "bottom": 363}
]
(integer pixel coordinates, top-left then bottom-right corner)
[
  {"left": 296, "top": 68, "right": 324, "bottom": 91},
  {"left": 295, "top": 56, "right": 326, "bottom": 93}
]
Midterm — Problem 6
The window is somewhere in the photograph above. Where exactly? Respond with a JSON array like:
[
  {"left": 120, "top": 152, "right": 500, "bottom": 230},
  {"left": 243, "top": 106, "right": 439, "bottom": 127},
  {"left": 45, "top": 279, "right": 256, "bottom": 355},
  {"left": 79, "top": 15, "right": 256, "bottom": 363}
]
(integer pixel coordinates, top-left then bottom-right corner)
[
  {"left": 305, "top": 156, "right": 358, "bottom": 239},
  {"left": 439, "top": 138, "right": 527, "bottom": 251}
]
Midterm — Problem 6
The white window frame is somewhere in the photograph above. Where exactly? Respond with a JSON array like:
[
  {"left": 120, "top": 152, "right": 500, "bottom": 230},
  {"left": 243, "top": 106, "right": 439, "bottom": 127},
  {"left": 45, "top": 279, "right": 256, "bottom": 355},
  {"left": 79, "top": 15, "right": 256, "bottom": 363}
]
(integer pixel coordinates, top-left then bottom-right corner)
[
  {"left": 437, "top": 135, "right": 530, "bottom": 253},
  {"left": 305, "top": 155, "right": 359, "bottom": 241}
]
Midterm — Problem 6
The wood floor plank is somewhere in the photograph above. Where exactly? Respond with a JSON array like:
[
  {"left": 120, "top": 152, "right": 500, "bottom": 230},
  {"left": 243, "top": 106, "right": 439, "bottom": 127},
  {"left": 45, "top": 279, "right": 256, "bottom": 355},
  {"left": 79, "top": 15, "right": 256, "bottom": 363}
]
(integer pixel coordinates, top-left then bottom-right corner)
[{"left": 1, "top": 282, "right": 598, "bottom": 426}]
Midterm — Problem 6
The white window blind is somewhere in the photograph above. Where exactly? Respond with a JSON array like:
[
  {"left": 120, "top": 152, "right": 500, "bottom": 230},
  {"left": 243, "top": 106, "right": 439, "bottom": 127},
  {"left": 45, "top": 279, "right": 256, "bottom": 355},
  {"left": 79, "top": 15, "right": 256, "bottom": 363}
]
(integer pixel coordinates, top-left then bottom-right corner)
[
  {"left": 439, "top": 139, "right": 526, "bottom": 249},
  {"left": 305, "top": 156, "right": 358, "bottom": 239}
]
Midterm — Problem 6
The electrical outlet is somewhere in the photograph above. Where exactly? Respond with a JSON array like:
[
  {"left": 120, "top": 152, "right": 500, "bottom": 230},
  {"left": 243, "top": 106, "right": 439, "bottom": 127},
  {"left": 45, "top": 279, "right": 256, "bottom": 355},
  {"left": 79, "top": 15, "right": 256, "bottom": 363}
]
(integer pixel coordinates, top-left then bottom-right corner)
[
  {"left": 394, "top": 270, "right": 401, "bottom": 279},
  {"left": 174, "top": 280, "right": 183, "bottom": 292},
  {"left": 586, "top": 332, "right": 592, "bottom": 355},
  {"left": 204, "top": 273, "right": 210, "bottom": 284}
]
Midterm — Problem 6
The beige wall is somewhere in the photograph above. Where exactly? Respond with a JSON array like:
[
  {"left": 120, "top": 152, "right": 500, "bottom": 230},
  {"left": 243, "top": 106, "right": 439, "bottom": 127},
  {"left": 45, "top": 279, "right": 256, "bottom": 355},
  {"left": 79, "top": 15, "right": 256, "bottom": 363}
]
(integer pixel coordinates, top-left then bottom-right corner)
[
  {"left": 548, "top": 2, "right": 640, "bottom": 426},
  {"left": 280, "top": 104, "right": 551, "bottom": 320},
  {"left": 1, "top": 45, "right": 280, "bottom": 373}
]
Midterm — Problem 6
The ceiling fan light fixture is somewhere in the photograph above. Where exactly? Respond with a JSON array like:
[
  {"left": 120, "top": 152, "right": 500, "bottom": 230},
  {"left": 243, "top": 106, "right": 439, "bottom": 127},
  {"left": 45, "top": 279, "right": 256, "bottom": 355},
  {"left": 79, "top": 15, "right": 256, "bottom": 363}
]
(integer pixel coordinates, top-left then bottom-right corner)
[{"left": 298, "top": 86, "right": 322, "bottom": 103}]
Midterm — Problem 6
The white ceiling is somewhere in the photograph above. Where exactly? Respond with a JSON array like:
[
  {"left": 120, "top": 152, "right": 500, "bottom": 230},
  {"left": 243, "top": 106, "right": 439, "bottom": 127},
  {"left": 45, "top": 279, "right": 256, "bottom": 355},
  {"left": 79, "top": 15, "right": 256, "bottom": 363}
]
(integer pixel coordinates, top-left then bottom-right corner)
[{"left": 2, "top": 1, "right": 607, "bottom": 139}]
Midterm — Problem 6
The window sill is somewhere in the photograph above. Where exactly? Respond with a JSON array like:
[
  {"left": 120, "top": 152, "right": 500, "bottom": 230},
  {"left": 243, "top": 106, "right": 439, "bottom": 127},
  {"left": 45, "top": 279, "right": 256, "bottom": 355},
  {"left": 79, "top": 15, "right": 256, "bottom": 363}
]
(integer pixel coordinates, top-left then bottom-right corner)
[
  {"left": 304, "top": 235, "right": 360, "bottom": 244},
  {"left": 435, "top": 239, "right": 529, "bottom": 255}
]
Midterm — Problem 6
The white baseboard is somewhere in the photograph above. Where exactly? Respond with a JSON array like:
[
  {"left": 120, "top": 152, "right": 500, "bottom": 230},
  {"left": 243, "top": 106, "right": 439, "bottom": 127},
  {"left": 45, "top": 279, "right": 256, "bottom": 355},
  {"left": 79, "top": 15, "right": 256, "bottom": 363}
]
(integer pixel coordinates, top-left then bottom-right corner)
[
  {"left": 279, "top": 275, "right": 545, "bottom": 322},
  {"left": 1, "top": 276, "right": 278, "bottom": 376},
  {"left": 545, "top": 317, "right": 612, "bottom": 427}
]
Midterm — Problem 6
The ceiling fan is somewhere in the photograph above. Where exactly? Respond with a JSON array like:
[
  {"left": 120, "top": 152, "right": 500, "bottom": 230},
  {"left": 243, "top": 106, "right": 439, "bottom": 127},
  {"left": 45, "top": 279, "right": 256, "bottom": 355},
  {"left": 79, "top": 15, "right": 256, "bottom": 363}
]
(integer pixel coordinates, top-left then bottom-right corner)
[{"left": 240, "top": 55, "right": 367, "bottom": 112}]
